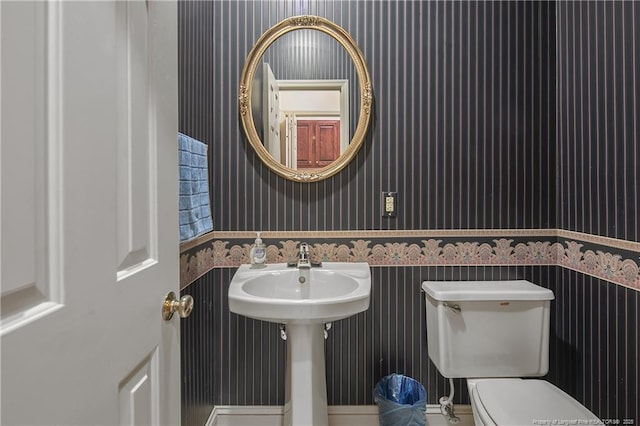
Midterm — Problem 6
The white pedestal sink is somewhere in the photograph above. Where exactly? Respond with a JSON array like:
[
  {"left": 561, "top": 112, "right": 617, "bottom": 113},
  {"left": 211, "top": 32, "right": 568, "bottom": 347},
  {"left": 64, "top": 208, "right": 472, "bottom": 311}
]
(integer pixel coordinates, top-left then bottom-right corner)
[{"left": 228, "top": 262, "right": 371, "bottom": 426}]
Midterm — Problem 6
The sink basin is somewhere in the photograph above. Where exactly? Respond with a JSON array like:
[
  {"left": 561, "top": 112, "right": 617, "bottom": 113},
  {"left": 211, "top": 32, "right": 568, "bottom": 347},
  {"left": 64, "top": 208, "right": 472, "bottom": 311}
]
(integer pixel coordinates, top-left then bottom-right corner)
[
  {"left": 228, "top": 262, "right": 371, "bottom": 324},
  {"left": 228, "top": 261, "right": 371, "bottom": 426}
]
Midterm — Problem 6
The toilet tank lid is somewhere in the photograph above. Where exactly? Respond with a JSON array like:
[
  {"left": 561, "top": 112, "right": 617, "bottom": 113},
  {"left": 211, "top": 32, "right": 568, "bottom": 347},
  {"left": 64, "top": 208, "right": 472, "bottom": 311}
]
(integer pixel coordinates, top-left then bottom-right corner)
[{"left": 421, "top": 280, "right": 555, "bottom": 301}]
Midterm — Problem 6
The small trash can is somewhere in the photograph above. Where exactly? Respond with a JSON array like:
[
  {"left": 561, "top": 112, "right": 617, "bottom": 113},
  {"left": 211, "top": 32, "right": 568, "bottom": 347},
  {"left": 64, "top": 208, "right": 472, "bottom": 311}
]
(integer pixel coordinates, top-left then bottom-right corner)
[{"left": 374, "top": 373, "right": 427, "bottom": 426}]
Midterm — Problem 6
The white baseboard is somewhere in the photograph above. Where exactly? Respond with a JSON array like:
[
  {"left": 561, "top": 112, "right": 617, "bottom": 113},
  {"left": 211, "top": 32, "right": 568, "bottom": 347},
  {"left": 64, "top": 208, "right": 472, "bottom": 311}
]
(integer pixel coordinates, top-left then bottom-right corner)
[{"left": 206, "top": 404, "right": 474, "bottom": 426}]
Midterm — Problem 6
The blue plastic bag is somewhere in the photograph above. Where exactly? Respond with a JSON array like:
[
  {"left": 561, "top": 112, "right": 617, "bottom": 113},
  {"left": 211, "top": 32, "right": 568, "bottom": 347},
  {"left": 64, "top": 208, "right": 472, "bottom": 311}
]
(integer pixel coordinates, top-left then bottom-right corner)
[{"left": 374, "top": 374, "right": 427, "bottom": 426}]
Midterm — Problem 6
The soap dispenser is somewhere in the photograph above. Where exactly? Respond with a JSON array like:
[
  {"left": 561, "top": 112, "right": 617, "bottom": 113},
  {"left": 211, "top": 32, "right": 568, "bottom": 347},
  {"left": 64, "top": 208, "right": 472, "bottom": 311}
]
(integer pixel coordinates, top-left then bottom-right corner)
[{"left": 249, "top": 232, "right": 266, "bottom": 269}]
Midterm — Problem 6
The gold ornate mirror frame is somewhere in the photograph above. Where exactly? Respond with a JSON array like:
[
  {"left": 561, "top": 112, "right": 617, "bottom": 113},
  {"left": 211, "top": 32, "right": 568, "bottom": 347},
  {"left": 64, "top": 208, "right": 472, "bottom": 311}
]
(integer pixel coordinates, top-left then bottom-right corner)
[{"left": 239, "top": 15, "right": 372, "bottom": 182}]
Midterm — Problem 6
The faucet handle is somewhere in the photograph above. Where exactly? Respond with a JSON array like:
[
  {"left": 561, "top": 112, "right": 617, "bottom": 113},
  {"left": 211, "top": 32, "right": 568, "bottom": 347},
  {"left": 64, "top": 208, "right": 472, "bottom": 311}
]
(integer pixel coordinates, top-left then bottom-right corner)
[{"left": 298, "top": 243, "right": 311, "bottom": 267}]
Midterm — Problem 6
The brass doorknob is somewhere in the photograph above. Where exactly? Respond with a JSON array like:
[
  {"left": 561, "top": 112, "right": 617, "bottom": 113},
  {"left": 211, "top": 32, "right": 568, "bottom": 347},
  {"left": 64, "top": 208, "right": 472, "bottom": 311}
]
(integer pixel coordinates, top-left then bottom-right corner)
[{"left": 162, "top": 291, "right": 194, "bottom": 321}]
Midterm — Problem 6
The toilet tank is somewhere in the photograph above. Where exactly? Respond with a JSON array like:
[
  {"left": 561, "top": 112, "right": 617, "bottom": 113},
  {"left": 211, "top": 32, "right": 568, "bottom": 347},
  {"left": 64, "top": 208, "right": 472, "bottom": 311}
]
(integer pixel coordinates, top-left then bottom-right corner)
[{"left": 422, "top": 280, "right": 554, "bottom": 379}]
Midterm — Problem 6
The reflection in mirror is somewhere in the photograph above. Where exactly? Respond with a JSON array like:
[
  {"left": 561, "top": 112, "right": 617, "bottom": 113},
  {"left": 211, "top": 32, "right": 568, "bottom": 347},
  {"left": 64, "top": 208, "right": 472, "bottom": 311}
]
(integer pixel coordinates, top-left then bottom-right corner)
[
  {"left": 266, "top": 78, "right": 350, "bottom": 169},
  {"left": 239, "top": 15, "right": 372, "bottom": 182},
  {"left": 251, "top": 29, "right": 359, "bottom": 170}
]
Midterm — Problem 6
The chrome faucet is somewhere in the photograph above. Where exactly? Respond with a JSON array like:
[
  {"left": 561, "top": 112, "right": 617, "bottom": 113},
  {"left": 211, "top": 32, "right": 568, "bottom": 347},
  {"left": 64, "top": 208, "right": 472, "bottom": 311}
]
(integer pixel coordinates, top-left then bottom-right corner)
[{"left": 297, "top": 242, "right": 311, "bottom": 269}]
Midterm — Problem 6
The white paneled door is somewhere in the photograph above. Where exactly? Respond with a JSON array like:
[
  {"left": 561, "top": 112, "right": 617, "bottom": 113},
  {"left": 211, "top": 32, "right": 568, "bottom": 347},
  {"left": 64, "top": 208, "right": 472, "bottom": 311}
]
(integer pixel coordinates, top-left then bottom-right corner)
[
  {"left": 1, "top": 1, "right": 181, "bottom": 425},
  {"left": 263, "top": 62, "right": 281, "bottom": 162}
]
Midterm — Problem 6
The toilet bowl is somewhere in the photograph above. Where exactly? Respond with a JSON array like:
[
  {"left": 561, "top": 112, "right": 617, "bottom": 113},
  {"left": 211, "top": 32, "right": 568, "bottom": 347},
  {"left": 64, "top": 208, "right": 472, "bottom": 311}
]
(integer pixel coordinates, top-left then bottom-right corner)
[
  {"left": 467, "top": 378, "right": 602, "bottom": 425},
  {"left": 422, "top": 280, "right": 602, "bottom": 425}
]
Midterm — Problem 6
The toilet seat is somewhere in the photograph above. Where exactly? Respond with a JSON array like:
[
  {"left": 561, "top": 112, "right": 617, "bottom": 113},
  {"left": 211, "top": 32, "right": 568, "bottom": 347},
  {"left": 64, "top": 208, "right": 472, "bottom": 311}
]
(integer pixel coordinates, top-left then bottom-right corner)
[{"left": 471, "top": 378, "right": 603, "bottom": 425}]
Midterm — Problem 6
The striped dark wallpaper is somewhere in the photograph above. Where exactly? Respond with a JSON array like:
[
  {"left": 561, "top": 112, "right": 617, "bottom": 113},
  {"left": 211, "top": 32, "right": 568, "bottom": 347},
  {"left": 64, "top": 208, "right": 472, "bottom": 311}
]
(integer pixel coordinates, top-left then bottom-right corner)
[
  {"left": 179, "top": 0, "right": 557, "bottom": 232},
  {"left": 178, "top": 1, "right": 639, "bottom": 425},
  {"left": 182, "top": 265, "right": 640, "bottom": 425},
  {"left": 552, "top": 4, "right": 640, "bottom": 423},
  {"left": 557, "top": 1, "right": 639, "bottom": 242}
]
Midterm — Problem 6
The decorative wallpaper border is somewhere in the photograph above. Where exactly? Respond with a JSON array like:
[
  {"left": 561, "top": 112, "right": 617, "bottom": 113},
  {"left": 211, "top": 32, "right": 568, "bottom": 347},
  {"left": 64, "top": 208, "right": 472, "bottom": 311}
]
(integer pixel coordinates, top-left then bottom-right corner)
[
  {"left": 180, "top": 231, "right": 640, "bottom": 291},
  {"left": 180, "top": 229, "right": 639, "bottom": 252}
]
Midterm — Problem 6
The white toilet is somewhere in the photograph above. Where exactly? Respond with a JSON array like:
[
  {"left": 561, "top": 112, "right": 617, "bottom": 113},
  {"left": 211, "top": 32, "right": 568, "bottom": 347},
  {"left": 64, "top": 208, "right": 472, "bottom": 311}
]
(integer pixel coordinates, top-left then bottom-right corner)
[{"left": 422, "top": 280, "right": 603, "bottom": 425}]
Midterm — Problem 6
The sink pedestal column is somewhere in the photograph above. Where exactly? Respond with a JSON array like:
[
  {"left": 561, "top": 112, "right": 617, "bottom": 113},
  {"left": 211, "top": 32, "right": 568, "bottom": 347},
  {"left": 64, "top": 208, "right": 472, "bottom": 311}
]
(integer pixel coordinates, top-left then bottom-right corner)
[{"left": 283, "top": 323, "right": 328, "bottom": 426}]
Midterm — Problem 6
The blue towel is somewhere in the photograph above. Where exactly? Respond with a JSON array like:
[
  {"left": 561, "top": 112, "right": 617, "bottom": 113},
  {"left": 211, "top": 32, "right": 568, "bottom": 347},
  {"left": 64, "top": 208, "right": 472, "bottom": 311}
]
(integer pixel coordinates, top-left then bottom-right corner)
[{"left": 178, "top": 133, "right": 213, "bottom": 242}]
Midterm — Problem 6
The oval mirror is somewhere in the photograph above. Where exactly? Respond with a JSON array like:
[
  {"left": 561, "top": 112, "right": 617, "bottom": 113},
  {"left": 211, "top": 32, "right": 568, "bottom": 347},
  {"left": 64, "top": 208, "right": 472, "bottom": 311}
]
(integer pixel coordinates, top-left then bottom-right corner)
[{"left": 239, "top": 15, "right": 372, "bottom": 182}]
